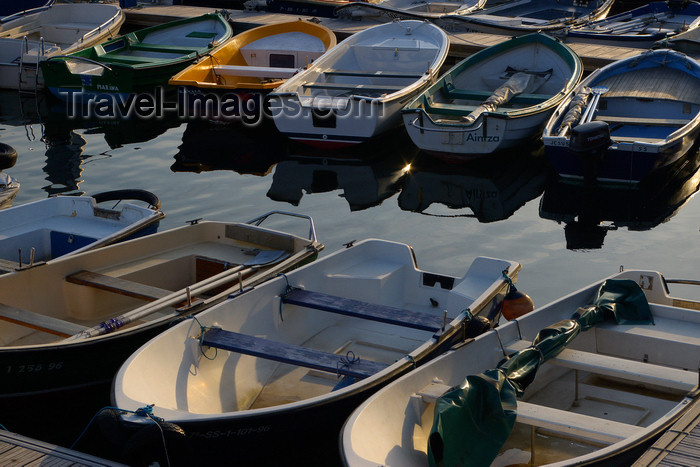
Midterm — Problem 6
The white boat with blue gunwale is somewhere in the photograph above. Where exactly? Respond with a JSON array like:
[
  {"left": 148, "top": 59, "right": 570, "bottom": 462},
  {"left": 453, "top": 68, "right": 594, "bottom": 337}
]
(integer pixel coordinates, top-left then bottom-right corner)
[
  {"left": 334, "top": 0, "right": 485, "bottom": 22},
  {"left": 269, "top": 20, "right": 449, "bottom": 149},
  {"left": 107, "top": 239, "right": 521, "bottom": 466},
  {"left": 0, "top": 190, "right": 164, "bottom": 272},
  {"left": 437, "top": 0, "right": 614, "bottom": 36},
  {"left": 341, "top": 268, "right": 700, "bottom": 466},
  {"left": 562, "top": 0, "right": 700, "bottom": 49},
  {"left": 402, "top": 33, "right": 582, "bottom": 160},
  {"left": 542, "top": 48, "right": 700, "bottom": 185}
]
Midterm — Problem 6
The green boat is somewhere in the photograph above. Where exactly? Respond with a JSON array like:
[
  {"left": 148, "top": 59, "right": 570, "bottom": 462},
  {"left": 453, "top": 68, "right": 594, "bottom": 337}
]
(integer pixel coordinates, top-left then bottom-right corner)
[{"left": 40, "top": 12, "right": 232, "bottom": 99}]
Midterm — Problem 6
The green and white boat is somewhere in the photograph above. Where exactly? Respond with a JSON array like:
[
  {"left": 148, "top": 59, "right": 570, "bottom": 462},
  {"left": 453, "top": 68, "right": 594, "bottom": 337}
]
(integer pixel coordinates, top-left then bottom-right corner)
[
  {"left": 40, "top": 12, "right": 232, "bottom": 99},
  {"left": 402, "top": 33, "right": 582, "bottom": 161}
]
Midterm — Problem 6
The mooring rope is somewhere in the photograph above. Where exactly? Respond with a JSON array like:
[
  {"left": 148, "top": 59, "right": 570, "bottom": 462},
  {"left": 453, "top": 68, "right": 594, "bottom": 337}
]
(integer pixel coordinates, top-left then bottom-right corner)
[{"left": 71, "top": 405, "right": 171, "bottom": 467}]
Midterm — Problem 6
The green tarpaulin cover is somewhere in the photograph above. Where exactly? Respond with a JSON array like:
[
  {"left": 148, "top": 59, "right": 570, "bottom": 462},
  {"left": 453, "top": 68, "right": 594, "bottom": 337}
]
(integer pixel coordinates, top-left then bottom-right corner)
[{"left": 428, "top": 279, "right": 653, "bottom": 467}]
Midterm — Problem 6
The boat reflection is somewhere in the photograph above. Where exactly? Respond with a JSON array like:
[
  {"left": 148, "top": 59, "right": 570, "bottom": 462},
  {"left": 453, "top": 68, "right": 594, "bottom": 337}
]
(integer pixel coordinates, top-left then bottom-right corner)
[
  {"left": 399, "top": 146, "right": 552, "bottom": 222},
  {"left": 267, "top": 131, "right": 419, "bottom": 211},
  {"left": 171, "top": 119, "right": 287, "bottom": 176},
  {"left": 540, "top": 151, "right": 700, "bottom": 250}
]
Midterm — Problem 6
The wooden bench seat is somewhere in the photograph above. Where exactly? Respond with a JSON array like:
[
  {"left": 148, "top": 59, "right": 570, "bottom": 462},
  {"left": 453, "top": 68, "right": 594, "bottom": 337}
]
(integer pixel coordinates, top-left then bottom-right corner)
[
  {"left": 506, "top": 340, "right": 697, "bottom": 392},
  {"left": 443, "top": 86, "right": 550, "bottom": 106},
  {"left": 127, "top": 43, "right": 202, "bottom": 54},
  {"left": 517, "top": 401, "right": 644, "bottom": 443},
  {"left": 281, "top": 289, "right": 446, "bottom": 332},
  {"left": 415, "top": 381, "right": 642, "bottom": 443},
  {"left": 0, "top": 303, "right": 87, "bottom": 338},
  {"left": 596, "top": 115, "right": 691, "bottom": 127},
  {"left": 66, "top": 270, "right": 174, "bottom": 302},
  {"left": 323, "top": 69, "right": 424, "bottom": 79},
  {"left": 201, "top": 328, "right": 388, "bottom": 379},
  {"left": 302, "top": 82, "right": 404, "bottom": 93},
  {"left": 213, "top": 65, "right": 297, "bottom": 79}
]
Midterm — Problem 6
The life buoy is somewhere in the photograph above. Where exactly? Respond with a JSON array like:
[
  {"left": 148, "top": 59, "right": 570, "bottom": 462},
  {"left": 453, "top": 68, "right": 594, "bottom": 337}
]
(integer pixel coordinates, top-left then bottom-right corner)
[
  {"left": 0, "top": 142, "right": 18, "bottom": 171},
  {"left": 92, "top": 189, "right": 161, "bottom": 210}
]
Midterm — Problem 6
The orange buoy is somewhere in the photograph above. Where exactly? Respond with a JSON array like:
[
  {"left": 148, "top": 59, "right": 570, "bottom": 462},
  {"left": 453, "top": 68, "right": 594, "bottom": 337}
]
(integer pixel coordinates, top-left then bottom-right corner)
[{"left": 501, "top": 287, "right": 535, "bottom": 321}]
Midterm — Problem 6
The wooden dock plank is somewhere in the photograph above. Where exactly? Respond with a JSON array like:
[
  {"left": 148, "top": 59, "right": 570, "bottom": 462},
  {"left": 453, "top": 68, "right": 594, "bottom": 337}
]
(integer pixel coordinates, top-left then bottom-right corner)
[
  {"left": 123, "top": 5, "right": 651, "bottom": 71},
  {"left": 633, "top": 396, "right": 700, "bottom": 466},
  {"left": 0, "top": 430, "right": 123, "bottom": 466}
]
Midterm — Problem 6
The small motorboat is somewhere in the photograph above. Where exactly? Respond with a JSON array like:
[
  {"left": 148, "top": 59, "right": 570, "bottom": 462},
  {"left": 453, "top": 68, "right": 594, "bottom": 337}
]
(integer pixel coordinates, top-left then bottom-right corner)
[
  {"left": 269, "top": 20, "right": 449, "bottom": 148},
  {"left": 0, "top": 172, "right": 19, "bottom": 209},
  {"left": 542, "top": 48, "right": 700, "bottom": 185},
  {"left": 341, "top": 268, "right": 700, "bottom": 466},
  {"left": 0, "top": 189, "right": 164, "bottom": 270},
  {"left": 562, "top": 1, "right": 700, "bottom": 49},
  {"left": 106, "top": 239, "right": 521, "bottom": 466},
  {"left": 40, "top": 12, "right": 232, "bottom": 99},
  {"left": 402, "top": 33, "right": 582, "bottom": 159},
  {"left": 438, "top": 0, "right": 614, "bottom": 36},
  {"left": 0, "top": 2, "right": 124, "bottom": 91},
  {"left": 169, "top": 19, "right": 336, "bottom": 92},
  {"left": 0, "top": 211, "right": 322, "bottom": 445},
  {"left": 335, "top": 0, "right": 485, "bottom": 21}
]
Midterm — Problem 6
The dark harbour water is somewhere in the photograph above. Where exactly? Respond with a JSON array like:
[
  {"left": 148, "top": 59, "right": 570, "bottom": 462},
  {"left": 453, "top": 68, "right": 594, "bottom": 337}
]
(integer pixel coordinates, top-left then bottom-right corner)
[{"left": 2, "top": 88, "right": 700, "bottom": 457}]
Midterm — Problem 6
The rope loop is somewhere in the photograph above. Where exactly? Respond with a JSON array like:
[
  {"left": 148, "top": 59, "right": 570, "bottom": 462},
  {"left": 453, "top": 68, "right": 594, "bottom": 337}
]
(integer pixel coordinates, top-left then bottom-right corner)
[{"left": 337, "top": 350, "right": 360, "bottom": 377}]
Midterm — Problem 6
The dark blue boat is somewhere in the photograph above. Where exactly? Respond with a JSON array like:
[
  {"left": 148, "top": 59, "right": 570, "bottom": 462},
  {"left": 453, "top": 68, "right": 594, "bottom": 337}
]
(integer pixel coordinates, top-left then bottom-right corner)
[
  {"left": 542, "top": 49, "right": 700, "bottom": 185},
  {"left": 563, "top": 1, "right": 700, "bottom": 48}
]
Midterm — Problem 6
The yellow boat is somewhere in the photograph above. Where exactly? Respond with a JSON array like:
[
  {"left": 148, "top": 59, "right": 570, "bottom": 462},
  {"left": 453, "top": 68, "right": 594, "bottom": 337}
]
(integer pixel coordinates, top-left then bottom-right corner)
[{"left": 169, "top": 19, "right": 336, "bottom": 91}]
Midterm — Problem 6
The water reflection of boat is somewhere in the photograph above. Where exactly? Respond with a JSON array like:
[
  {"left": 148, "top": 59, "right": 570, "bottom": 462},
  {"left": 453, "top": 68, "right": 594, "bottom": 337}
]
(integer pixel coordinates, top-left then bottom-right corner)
[
  {"left": 399, "top": 147, "right": 552, "bottom": 222},
  {"left": 539, "top": 153, "right": 700, "bottom": 250},
  {"left": 171, "top": 119, "right": 286, "bottom": 176},
  {"left": 267, "top": 138, "right": 418, "bottom": 211}
]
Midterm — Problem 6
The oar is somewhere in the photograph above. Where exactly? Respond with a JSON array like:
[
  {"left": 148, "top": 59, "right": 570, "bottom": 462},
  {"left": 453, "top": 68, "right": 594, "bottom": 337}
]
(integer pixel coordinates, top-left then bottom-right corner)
[
  {"left": 580, "top": 86, "right": 609, "bottom": 124},
  {"left": 65, "top": 249, "right": 290, "bottom": 340}
]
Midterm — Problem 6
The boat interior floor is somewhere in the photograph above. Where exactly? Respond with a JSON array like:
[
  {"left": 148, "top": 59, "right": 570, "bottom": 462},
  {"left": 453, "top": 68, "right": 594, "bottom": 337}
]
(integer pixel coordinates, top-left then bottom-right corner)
[{"left": 245, "top": 322, "right": 426, "bottom": 410}]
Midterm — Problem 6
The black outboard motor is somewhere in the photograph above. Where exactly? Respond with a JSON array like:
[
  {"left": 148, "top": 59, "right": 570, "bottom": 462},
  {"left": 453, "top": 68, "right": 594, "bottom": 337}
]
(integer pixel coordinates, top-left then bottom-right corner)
[{"left": 569, "top": 121, "right": 610, "bottom": 185}]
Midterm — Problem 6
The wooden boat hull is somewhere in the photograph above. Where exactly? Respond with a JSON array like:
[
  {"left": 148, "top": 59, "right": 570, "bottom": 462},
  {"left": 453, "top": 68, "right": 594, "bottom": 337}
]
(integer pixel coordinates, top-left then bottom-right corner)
[
  {"left": 335, "top": 0, "right": 485, "bottom": 21},
  {"left": 269, "top": 20, "right": 449, "bottom": 148},
  {"left": 543, "top": 49, "right": 700, "bottom": 185},
  {"left": 0, "top": 214, "right": 321, "bottom": 444},
  {"left": 402, "top": 33, "right": 582, "bottom": 159},
  {"left": 107, "top": 239, "right": 520, "bottom": 466},
  {"left": 40, "top": 13, "right": 232, "bottom": 98},
  {"left": 562, "top": 1, "right": 700, "bottom": 49},
  {"left": 0, "top": 3, "right": 125, "bottom": 91},
  {"left": 437, "top": 0, "right": 615, "bottom": 35},
  {"left": 341, "top": 269, "right": 700, "bottom": 466}
]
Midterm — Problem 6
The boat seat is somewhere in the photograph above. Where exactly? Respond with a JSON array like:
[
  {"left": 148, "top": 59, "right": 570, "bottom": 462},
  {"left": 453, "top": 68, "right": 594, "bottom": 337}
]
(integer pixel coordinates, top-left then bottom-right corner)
[
  {"left": 323, "top": 69, "right": 424, "bottom": 79},
  {"left": 281, "top": 288, "right": 447, "bottom": 332},
  {"left": 442, "top": 84, "right": 550, "bottom": 106},
  {"left": 101, "top": 55, "right": 173, "bottom": 65},
  {"left": 506, "top": 340, "right": 697, "bottom": 392},
  {"left": 0, "top": 303, "right": 87, "bottom": 338},
  {"left": 424, "top": 99, "right": 479, "bottom": 116},
  {"left": 66, "top": 270, "right": 175, "bottom": 302},
  {"left": 413, "top": 381, "right": 643, "bottom": 443},
  {"left": 596, "top": 115, "right": 691, "bottom": 127},
  {"left": 127, "top": 43, "right": 202, "bottom": 54},
  {"left": 212, "top": 65, "right": 297, "bottom": 79},
  {"left": 201, "top": 328, "right": 389, "bottom": 379},
  {"left": 516, "top": 401, "right": 644, "bottom": 443},
  {"left": 302, "top": 82, "right": 404, "bottom": 93}
]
